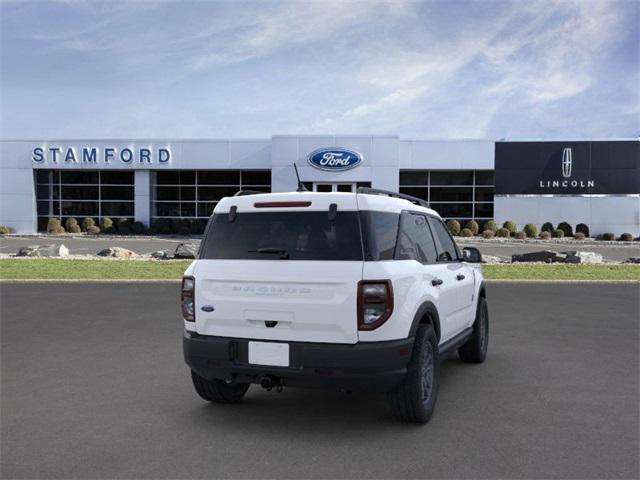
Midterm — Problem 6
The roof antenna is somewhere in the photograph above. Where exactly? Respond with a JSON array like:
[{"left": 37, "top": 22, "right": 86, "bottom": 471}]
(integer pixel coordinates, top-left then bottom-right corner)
[{"left": 293, "top": 163, "right": 309, "bottom": 192}]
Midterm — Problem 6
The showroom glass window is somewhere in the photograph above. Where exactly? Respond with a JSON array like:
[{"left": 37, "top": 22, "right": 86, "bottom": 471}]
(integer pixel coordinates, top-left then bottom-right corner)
[
  {"left": 151, "top": 170, "right": 271, "bottom": 220},
  {"left": 399, "top": 170, "right": 494, "bottom": 224},
  {"left": 34, "top": 170, "right": 134, "bottom": 231}
]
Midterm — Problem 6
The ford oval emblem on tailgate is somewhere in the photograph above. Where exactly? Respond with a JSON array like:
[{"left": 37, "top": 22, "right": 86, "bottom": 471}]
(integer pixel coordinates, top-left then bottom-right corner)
[{"left": 201, "top": 305, "right": 215, "bottom": 312}]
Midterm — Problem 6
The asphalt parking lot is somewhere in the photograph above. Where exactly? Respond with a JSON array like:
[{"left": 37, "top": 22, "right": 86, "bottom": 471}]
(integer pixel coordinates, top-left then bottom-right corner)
[{"left": 1, "top": 282, "right": 638, "bottom": 479}]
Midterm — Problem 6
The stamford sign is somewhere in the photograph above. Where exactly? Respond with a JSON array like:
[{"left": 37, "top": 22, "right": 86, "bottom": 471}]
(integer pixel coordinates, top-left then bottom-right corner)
[
  {"left": 308, "top": 147, "right": 362, "bottom": 171},
  {"left": 32, "top": 146, "right": 171, "bottom": 165}
]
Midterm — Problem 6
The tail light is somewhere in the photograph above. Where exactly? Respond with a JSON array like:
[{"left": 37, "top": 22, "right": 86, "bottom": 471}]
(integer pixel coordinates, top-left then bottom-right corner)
[
  {"left": 181, "top": 276, "right": 195, "bottom": 322},
  {"left": 357, "top": 280, "right": 393, "bottom": 330}
]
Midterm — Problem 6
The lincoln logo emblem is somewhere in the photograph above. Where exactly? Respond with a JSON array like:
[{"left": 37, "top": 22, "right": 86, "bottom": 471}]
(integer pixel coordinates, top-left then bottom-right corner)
[{"left": 561, "top": 147, "right": 572, "bottom": 178}]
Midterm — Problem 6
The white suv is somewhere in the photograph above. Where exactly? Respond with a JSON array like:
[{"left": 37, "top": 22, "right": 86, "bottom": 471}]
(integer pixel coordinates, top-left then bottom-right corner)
[{"left": 182, "top": 188, "right": 488, "bottom": 423}]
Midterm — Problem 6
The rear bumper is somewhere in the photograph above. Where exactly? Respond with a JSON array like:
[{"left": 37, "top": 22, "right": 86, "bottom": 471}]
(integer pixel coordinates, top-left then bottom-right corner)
[{"left": 183, "top": 331, "right": 414, "bottom": 392}]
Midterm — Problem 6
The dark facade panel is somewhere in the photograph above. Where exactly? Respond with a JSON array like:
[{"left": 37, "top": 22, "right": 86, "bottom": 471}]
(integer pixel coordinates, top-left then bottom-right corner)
[{"left": 495, "top": 140, "right": 640, "bottom": 195}]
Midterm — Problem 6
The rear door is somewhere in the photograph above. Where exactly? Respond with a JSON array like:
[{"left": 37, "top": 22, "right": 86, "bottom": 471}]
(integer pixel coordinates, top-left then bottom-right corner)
[
  {"left": 427, "top": 216, "right": 475, "bottom": 336},
  {"left": 193, "top": 196, "right": 363, "bottom": 344}
]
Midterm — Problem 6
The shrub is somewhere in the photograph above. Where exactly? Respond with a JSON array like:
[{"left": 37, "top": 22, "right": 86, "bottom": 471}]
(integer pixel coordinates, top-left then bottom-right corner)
[
  {"left": 552, "top": 229, "right": 565, "bottom": 238},
  {"left": 116, "top": 217, "right": 131, "bottom": 234},
  {"left": 496, "top": 228, "right": 510, "bottom": 238},
  {"left": 482, "top": 229, "right": 495, "bottom": 239},
  {"left": 618, "top": 233, "right": 633, "bottom": 241},
  {"left": 86, "top": 225, "right": 100, "bottom": 235},
  {"left": 50, "top": 225, "right": 65, "bottom": 235},
  {"left": 460, "top": 228, "right": 473, "bottom": 237},
  {"left": 68, "top": 224, "right": 81, "bottom": 234},
  {"left": 523, "top": 223, "right": 538, "bottom": 238},
  {"left": 0, "top": 224, "right": 13, "bottom": 234},
  {"left": 539, "top": 231, "right": 551, "bottom": 240},
  {"left": 167, "top": 218, "right": 192, "bottom": 235},
  {"left": 557, "top": 221, "right": 573, "bottom": 237},
  {"left": 464, "top": 220, "right": 479, "bottom": 235},
  {"left": 541, "top": 222, "right": 554, "bottom": 233},
  {"left": 574, "top": 232, "right": 586, "bottom": 240},
  {"left": 515, "top": 230, "right": 527, "bottom": 240},
  {"left": 131, "top": 221, "right": 146, "bottom": 234},
  {"left": 446, "top": 219, "right": 461, "bottom": 236},
  {"left": 46, "top": 218, "right": 61, "bottom": 233},
  {"left": 100, "top": 217, "right": 114, "bottom": 233},
  {"left": 191, "top": 219, "right": 207, "bottom": 235},
  {"left": 65, "top": 217, "right": 78, "bottom": 230},
  {"left": 502, "top": 220, "right": 517, "bottom": 234},
  {"left": 484, "top": 220, "right": 497, "bottom": 232},
  {"left": 170, "top": 218, "right": 187, "bottom": 234},
  {"left": 81, "top": 217, "right": 95, "bottom": 231},
  {"left": 151, "top": 218, "right": 172, "bottom": 235},
  {"left": 575, "top": 223, "right": 590, "bottom": 238},
  {"left": 599, "top": 232, "right": 615, "bottom": 241}
]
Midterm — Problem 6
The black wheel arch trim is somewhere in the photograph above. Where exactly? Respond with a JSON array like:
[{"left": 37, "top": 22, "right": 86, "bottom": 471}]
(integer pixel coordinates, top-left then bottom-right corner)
[
  {"left": 478, "top": 280, "right": 487, "bottom": 299},
  {"left": 408, "top": 301, "right": 442, "bottom": 341}
]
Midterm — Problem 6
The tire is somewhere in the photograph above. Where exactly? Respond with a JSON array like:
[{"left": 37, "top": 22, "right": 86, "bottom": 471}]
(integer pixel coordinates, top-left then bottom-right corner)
[
  {"left": 458, "top": 296, "right": 489, "bottom": 364},
  {"left": 387, "top": 324, "right": 440, "bottom": 424},
  {"left": 190, "top": 371, "right": 250, "bottom": 404}
]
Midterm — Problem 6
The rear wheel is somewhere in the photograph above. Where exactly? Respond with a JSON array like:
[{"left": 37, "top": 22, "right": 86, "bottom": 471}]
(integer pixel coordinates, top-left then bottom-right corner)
[
  {"left": 458, "top": 296, "right": 489, "bottom": 363},
  {"left": 387, "top": 324, "right": 439, "bottom": 424},
  {"left": 191, "top": 371, "right": 250, "bottom": 403}
]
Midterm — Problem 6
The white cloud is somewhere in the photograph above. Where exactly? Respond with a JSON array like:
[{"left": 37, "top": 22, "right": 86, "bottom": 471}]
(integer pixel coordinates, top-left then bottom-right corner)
[
  {"left": 191, "top": 0, "right": 413, "bottom": 70},
  {"left": 481, "top": 0, "right": 622, "bottom": 103}
]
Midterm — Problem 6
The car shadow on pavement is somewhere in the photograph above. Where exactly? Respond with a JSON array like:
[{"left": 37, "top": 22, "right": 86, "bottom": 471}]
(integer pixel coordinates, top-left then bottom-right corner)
[{"left": 180, "top": 356, "right": 474, "bottom": 433}]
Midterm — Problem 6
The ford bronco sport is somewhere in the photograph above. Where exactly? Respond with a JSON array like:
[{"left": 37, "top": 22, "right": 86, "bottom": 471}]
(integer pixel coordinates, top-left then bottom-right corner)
[{"left": 182, "top": 188, "right": 488, "bottom": 423}]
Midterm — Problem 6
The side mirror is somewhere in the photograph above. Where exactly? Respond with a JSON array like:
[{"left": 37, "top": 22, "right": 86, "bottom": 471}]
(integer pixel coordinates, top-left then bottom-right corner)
[{"left": 462, "top": 247, "right": 482, "bottom": 263}]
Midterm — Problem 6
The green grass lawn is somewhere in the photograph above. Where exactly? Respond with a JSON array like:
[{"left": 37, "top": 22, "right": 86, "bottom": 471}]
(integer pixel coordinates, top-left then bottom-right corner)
[
  {"left": 481, "top": 264, "right": 640, "bottom": 281},
  {"left": 0, "top": 259, "right": 193, "bottom": 280},
  {"left": 0, "top": 259, "right": 639, "bottom": 281}
]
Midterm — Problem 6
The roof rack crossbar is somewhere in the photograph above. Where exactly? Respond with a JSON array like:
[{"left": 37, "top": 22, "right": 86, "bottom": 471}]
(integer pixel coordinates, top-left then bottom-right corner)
[
  {"left": 356, "top": 187, "right": 430, "bottom": 208},
  {"left": 234, "top": 190, "right": 266, "bottom": 197}
]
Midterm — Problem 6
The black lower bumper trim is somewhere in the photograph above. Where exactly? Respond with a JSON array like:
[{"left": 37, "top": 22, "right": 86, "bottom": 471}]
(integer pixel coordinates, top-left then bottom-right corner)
[{"left": 183, "top": 332, "right": 414, "bottom": 392}]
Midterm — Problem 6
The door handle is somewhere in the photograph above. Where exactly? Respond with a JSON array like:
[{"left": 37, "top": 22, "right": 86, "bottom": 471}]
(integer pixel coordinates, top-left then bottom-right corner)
[
  {"left": 431, "top": 278, "right": 443, "bottom": 286},
  {"left": 456, "top": 274, "right": 466, "bottom": 281}
]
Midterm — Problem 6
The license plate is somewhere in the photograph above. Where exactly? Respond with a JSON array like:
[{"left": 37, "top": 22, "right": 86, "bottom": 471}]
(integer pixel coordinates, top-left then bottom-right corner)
[{"left": 248, "top": 341, "right": 289, "bottom": 367}]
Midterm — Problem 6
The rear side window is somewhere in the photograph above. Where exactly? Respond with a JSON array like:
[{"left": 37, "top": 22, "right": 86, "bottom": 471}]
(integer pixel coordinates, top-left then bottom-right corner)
[
  {"left": 427, "top": 217, "right": 460, "bottom": 261},
  {"left": 200, "top": 211, "right": 363, "bottom": 261},
  {"left": 360, "top": 211, "right": 400, "bottom": 261},
  {"left": 396, "top": 212, "right": 438, "bottom": 263}
]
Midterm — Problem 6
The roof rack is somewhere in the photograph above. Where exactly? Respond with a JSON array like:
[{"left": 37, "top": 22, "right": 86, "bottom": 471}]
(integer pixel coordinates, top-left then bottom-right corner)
[
  {"left": 357, "top": 187, "right": 430, "bottom": 208},
  {"left": 234, "top": 190, "right": 266, "bottom": 197}
]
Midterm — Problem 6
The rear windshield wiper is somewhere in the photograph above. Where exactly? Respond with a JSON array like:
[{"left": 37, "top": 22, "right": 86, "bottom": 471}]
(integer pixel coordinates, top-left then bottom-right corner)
[{"left": 249, "top": 247, "right": 290, "bottom": 259}]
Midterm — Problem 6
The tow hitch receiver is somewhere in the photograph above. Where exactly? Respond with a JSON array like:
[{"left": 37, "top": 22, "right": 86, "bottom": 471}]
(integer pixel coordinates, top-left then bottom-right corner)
[{"left": 260, "top": 375, "right": 284, "bottom": 392}]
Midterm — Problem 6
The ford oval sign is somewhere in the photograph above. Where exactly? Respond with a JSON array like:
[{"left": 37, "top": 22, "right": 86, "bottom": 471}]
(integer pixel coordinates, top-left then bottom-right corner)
[{"left": 307, "top": 148, "right": 362, "bottom": 171}]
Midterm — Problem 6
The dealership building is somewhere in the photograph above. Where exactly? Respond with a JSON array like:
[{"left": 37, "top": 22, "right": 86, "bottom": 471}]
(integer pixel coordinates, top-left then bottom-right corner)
[{"left": 0, "top": 136, "right": 638, "bottom": 235}]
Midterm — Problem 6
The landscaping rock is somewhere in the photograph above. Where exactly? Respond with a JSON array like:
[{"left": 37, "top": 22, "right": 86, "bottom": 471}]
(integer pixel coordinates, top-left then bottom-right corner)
[
  {"left": 96, "top": 247, "right": 136, "bottom": 258},
  {"left": 17, "top": 244, "right": 69, "bottom": 258},
  {"left": 561, "top": 251, "right": 604, "bottom": 264},
  {"left": 625, "top": 257, "right": 640, "bottom": 264},
  {"left": 174, "top": 243, "right": 199, "bottom": 259},
  {"left": 511, "top": 250, "right": 566, "bottom": 263},
  {"left": 481, "top": 254, "right": 504, "bottom": 264},
  {"left": 151, "top": 250, "right": 169, "bottom": 260}
]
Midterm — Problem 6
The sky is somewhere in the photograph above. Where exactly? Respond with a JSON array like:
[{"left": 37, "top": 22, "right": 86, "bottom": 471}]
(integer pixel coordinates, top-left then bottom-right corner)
[{"left": 1, "top": 0, "right": 638, "bottom": 140}]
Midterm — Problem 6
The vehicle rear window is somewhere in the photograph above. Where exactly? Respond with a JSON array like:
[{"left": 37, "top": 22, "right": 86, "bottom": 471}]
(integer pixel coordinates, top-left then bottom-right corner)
[
  {"left": 200, "top": 211, "right": 363, "bottom": 261},
  {"left": 359, "top": 211, "right": 400, "bottom": 260}
]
